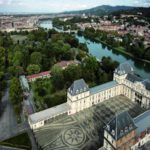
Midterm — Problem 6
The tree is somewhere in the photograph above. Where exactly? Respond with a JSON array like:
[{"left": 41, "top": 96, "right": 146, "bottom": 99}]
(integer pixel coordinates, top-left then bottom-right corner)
[
  {"left": 30, "top": 52, "right": 42, "bottom": 65},
  {"left": 51, "top": 65, "right": 64, "bottom": 90},
  {"left": 101, "top": 57, "right": 119, "bottom": 73},
  {"left": 9, "top": 77, "right": 23, "bottom": 115},
  {"left": 27, "top": 64, "right": 41, "bottom": 75},
  {"left": 13, "top": 51, "right": 23, "bottom": 66},
  {"left": 82, "top": 56, "right": 99, "bottom": 82},
  {"left": 63, "top": 65, "right": 82, "bottom": 86},
  {"left": 9, "top": 66, "right": 24, "bottom": 77},
  {"left": 0, "top": 47, "right": 5, "bottom": 70}
]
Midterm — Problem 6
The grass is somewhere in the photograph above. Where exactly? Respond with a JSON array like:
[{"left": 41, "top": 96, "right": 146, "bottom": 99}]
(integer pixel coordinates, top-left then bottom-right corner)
[
  {"left": 0, "top": 132, "right": 32, "bottom": 150},
  {"left": 11, "top": 35, "right": 27, "bottom": 44}
]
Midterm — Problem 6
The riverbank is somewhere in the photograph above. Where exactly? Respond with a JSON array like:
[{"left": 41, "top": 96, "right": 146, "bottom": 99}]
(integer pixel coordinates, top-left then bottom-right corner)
[
  {"left": 39, "top": 21, "right": 150, "bottom": 79},
  {"left": 93, "top": 37, "right": 150, "bottom": 64}
]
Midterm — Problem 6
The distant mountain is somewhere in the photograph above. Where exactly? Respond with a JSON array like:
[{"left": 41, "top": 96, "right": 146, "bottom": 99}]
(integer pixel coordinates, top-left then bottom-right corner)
[
  {"left": 112, "top": 7, "right": 150, "bottom": 18},
  {"left": 64, "top": 5, "right": 135, "bottom": 16}
]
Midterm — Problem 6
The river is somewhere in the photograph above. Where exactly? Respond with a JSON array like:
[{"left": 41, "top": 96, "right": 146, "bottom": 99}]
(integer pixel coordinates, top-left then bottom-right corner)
[{"left": 39, "top": 20, "right": 150, "bottom": 79}]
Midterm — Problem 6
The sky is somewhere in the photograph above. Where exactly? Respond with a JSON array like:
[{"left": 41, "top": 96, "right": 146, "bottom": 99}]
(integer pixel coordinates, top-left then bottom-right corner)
[{"left": 0, "top": 0, "right": 150, "bottom": 13}]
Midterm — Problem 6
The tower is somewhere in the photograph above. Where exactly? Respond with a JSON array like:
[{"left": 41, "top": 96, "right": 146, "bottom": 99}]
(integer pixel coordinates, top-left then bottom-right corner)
[
  {"left": 67, "top": 79, "right": 90, "bottom": 114},
  {"left": 104, "top": 111, "right": 136, "bottom": 150},
  {"left": 114, "top": 63, "right": 134, "bottom": 84}
]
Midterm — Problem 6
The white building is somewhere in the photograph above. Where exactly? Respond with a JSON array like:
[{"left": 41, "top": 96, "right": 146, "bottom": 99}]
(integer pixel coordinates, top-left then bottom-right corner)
[{"left": 28, "top": 62, "right": 150, "bottom": 131}]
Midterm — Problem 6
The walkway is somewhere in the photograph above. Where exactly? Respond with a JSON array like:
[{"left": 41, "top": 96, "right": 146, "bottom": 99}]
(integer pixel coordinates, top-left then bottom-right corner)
[{"left": 0, "top": 85, "right": 19, "bottom": 141}]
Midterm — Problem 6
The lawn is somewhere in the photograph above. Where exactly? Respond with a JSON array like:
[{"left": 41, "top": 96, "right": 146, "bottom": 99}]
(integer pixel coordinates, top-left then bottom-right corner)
[
  {"left": 31, "top": 78, "right": 67, "bottom": 111},
  {"left": 0, "top": 132, "right": 32, "bottom": 150},
  {"left": 11, "top": 35, "right": 27, "bottom": 44}
]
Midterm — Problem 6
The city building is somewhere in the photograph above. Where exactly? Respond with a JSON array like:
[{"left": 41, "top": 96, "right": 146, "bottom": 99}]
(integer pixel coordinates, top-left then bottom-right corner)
[{"left": 28, "top": 62, "right": 150, "bottom": 148}]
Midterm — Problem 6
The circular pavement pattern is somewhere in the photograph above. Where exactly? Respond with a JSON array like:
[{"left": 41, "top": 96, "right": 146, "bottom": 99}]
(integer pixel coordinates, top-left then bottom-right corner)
[{"left": 63, "top": 127, "right": 86, "bottom": 147}]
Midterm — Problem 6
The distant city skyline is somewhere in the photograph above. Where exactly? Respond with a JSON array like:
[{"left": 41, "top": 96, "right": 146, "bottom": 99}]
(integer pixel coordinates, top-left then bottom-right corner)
[{"left": 0, "top": 0, "right": 150, "bottom": 13}]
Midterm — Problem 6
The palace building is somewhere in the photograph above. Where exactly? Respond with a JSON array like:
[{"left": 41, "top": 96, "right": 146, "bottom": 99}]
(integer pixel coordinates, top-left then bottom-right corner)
[
  {"left": 103, "top": 110, "right": 150, "bottom": 150},
  {"left": 28, "top": 62, "right": 150, "bottom": 149}
]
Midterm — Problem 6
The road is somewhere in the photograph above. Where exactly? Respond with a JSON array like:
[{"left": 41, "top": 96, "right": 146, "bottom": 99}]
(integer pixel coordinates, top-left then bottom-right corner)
[
  {"left": 0, "top": 86, "right": 18, "bottom": 141},
  {"left": 0, "top": 84, "right": 26, "bottom": 141},
  {"left": 0, "top": 81, "right": 38, "bottom": 150}
]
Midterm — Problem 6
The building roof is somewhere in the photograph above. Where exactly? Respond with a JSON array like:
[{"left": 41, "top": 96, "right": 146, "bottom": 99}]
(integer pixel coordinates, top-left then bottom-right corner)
[
  {"left": 27, "top": 71, "right": 50, "bottom": 81},
  {"left": 68, "top": 79, "right": 89, "bottom": 96},
  {"left": 134, "top": 110, "right": 150, "bottom": 136},
  {"left": 29, "top": 103, "right": 70, "bottom": 124},
  {"left": 19, "top": 75, "right": 30, "bottom": 91},
  {"left": 126, "top": 73, "right": 143, "bottom": 83},
  {"left": 90, "top": 81, "right": 118, "bottom": 94},
  {"left": 114, "top": 62, "right": 134, "bottom": 76},
  {"left": 126, "top": 74, "right": 150, "bottom": 91},
  {"left": 105, "top": 111, "right": 136, "bottom": 140},
  {"left": 142, "top": 80, "right": 150, "bottom": 91},
  {"left": 55, "top": 60, "right": 80, "bottom": 69}
]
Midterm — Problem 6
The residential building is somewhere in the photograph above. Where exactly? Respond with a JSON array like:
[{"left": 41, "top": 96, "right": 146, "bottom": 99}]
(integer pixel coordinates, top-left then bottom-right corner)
[{"left": 27, "top": 71, "right": 51, "bottom": 82}]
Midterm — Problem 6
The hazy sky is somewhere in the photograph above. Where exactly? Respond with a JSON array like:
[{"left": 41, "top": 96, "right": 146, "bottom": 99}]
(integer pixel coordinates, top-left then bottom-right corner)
[{"left": 0, "top": 0, "right": 150, "bottom": 13}]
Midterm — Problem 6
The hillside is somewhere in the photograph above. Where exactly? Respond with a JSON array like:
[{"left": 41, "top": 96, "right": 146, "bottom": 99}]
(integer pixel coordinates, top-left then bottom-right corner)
[{"left": 64, "top": 5, "right": 135, "bottom": 16}]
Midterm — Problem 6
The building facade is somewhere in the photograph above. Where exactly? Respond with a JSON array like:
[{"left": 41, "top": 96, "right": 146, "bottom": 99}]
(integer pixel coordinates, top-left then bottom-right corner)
[
  {"left": 67, "top": 63, "right": 150, "bottom": 115},
  {"left": 28, "top": 63, "right": 150, "bottom": 130},
  {"left": 103, "top": 111, "right": 137, "bottom": 150},
  {"left": 103, "top": 110, "right": 150, "bottom": 150}
]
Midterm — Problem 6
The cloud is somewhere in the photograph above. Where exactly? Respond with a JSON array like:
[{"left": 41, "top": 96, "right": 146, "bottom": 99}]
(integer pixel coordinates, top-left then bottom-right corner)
[
  {"left": 0, "top": 0, "right": 150, "bottom": 13},
  {"left": 0, "top": 0, "right": 12, "bottom": 5},
  {"left": 133, "top": 0, "right": 150, "bottom": 6}
]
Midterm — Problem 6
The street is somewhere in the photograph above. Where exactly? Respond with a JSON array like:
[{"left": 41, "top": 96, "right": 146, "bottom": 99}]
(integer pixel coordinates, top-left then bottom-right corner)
[
  {"left": 0, "top": 84, "right": 26, "bottom": 141},
  {"left": 0, "top": 82, "right": 38, "bottom": 150}
]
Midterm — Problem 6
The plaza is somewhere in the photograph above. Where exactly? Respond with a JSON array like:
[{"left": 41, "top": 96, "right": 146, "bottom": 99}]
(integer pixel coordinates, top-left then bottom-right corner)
[{"left": 33, "top": 95, "right": 145, "bottom": 150}]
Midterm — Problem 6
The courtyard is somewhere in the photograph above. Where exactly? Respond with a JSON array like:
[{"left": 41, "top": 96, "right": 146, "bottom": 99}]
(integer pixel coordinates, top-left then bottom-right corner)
[{"left": 34, "top": 95, "right": 146, "bottom": 150}]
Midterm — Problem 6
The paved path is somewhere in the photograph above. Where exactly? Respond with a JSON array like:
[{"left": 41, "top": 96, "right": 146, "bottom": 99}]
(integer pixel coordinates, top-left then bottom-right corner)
[
  {"left": 0, "top": 83, "right": 27, "bottom": 141},
  {"left": 0, "top": 86, "right": 19, "bottom": 141},
  {"left": 0, "top": 82, "right": 38, "bottom": 150}
]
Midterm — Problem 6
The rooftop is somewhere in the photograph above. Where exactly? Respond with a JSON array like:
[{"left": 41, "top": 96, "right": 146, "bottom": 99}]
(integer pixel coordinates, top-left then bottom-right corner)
[
  {"left": 126, "top": 73, "right": 150, "bottom": 91},
  {"left": 55, "top": 60, "right": 80, "bottom": 69},
  {"left": 29, "top": 103, "right": 70, "bottom": 124},
  {"left": 27, "top": 71, "right": 50, "bottom": 80},
  {"left": 105, "top": 111, "right": 136, "bottom": 140},
  {"left": 19, "top": 75, "right": 30, "bottom": 91},
  {"left": 68, "top": 79, "right": 89, "bottom": 96},
  {"left": 142, "top": 80, "right": 150, "bottom": 91},
  {"left": 115, "top": 62, "right": 134, "bottom": 76},
  {"left": 134, "top": 110, "right": 150, "bottom": 136},
  {"left": 90, "top": 81, "right": 118, "bottom": 94},
  {"left": 126, "top": 73, "right": 143, "bottom": 83}
]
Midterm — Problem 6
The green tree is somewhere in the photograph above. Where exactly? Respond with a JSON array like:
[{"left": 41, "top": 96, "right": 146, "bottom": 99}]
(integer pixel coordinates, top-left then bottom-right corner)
[
  {"left": 0, "top": 47, "right": 5, "bottom": 70},
  {"left": 13, "top": 51, "right": 23, "bottom": 66},
  {"left": 51, "top": 65, "right": 64, "bottom": 90},
  {"left": 9, "top": 77, "right": 23, "bottom": 115},
  {"left": 30, "top": 52, "right": 42, "bottom": 65},
  {"left": 8, "top": 66, "right": 24, "bottom": 77},
  {"left": 27, "top": 64, "right": 41, "bottom": 75},
  {"left": 63, "top": 65, "right": 82, "bottom": 86}
]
